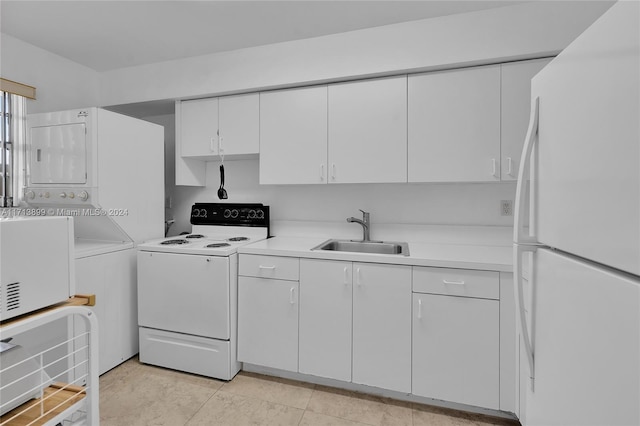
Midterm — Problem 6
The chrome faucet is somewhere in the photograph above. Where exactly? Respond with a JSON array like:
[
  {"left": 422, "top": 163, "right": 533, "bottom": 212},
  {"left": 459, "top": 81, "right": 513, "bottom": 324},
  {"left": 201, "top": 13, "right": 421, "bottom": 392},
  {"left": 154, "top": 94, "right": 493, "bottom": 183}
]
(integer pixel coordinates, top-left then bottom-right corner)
[{"left": 347, "top": 209, "right": 371, "bottom": 242}]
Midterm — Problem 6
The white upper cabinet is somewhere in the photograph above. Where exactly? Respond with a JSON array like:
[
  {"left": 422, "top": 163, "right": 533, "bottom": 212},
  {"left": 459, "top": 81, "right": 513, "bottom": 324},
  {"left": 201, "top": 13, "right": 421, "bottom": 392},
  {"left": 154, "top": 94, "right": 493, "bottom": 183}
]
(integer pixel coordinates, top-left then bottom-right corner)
[
  {"left": 259, "top": 86, "right": 328, "bottom": 184},
  {"left": 218, "top": 93, "right": 259, "bottom": 156},
  {"left": 178, "top": 94, "right": 259, "bottom": 159},
  {"left": 180, "top": 97, "right": 219, "bottom": 157},
  {"left": 180, "top": 59, "right": 550, "bottom": 186},
  {"left": 328, "top": 76, "right": 407, "bottom": 184},
  {"left": 408, "top": 65, "right": 501, "bottom": 182},
  {"left": 500, "top": 58, "right": 552, "bottom": 181}
]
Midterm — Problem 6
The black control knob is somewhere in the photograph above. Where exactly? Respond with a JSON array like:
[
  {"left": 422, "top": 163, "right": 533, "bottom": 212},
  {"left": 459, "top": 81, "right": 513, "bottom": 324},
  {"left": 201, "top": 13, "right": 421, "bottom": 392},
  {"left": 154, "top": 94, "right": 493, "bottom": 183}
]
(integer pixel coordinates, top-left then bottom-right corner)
[
  {"left": 224, "top": 209, "right": 231, "bottom": 218},
  {"left": 231, "top": 209, "right": 239, "bottom": 218}
]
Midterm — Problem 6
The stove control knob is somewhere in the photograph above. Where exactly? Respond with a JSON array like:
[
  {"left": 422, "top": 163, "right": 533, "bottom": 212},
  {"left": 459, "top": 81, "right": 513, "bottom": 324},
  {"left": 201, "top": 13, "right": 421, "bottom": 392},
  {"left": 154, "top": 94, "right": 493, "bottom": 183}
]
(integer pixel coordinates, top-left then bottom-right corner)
[
  {"left": 44, "top": 192, "right": 50, "bottom": 199},
  {"left": 248, "top": 210, "right": 256, "bottom": 219},
  {"left": 78, "top": 191, "right": 89, "bottom": 201},
  {"left": 25, "top": 190, "right": 35, "bottom": 200},
  {"left": 59, "top": 192, "right": 67, "bottom": 199},
  {"left": 68, "top": 192, "right": 75, "bottom": 199},
  {"left": 256, "top": 210, "right": 264, "bottom": 219},
  {"left": 224, "top": 209, "right": 231, "bottom": 218},
  {"left": 231, "top": 209, "right": 239, "bottom": 218}
]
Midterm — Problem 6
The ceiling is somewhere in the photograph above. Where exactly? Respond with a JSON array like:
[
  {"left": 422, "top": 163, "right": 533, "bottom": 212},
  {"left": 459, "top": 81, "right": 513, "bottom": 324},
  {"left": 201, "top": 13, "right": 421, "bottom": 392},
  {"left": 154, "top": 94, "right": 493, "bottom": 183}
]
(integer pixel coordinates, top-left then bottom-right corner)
[{"left": 1, "top": 1, "right": 527, "bottom": 72}]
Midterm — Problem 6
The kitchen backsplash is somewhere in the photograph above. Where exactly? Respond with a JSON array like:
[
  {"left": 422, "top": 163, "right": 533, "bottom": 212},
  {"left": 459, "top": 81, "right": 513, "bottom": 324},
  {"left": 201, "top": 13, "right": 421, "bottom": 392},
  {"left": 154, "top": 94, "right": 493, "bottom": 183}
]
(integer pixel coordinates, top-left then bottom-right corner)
[{"left": 168, "top": 158, "right": 517, "bottom": 237}]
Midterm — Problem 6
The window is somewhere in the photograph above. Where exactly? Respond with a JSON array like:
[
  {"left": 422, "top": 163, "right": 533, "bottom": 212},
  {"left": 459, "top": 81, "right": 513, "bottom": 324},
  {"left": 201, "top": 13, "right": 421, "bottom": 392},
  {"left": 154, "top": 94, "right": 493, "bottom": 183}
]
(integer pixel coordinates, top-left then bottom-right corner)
[{"left": 0, "top": 78, "right": 34, "bottom": 208}]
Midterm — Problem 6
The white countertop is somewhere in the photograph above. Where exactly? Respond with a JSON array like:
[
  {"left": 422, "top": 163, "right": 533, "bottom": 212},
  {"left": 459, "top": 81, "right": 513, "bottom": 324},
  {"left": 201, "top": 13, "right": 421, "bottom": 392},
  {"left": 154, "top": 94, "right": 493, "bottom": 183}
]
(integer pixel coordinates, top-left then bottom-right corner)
[
  {"left": 74, "top": 238, "right": 135, "bottom": 259},
  {"left": 238, "top": 236, "right": 513, "bottom": 272}
]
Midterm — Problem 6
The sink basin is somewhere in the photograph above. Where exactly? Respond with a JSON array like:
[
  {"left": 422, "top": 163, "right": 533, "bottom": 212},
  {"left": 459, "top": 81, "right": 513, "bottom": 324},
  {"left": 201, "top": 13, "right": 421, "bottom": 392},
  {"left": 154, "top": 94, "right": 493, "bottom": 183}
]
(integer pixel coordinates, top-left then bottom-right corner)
[{"left": 311, "top": 239, "right": 410, "bottom": 256}]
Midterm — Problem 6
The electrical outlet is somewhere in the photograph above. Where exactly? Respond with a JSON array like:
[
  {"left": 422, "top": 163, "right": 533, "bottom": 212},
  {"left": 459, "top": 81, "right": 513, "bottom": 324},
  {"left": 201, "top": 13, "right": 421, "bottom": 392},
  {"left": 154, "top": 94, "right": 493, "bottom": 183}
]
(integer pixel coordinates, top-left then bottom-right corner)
[{"left": 501, "top": 200, "right": 513, "bottom": 216}]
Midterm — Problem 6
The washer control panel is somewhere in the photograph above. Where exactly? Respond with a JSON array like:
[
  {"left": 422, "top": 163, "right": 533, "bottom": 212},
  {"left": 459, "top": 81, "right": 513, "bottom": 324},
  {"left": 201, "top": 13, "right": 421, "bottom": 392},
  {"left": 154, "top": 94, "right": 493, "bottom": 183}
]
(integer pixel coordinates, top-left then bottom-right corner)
[{"left": 24, "top": 188, "right": 92, "bottom": 204}]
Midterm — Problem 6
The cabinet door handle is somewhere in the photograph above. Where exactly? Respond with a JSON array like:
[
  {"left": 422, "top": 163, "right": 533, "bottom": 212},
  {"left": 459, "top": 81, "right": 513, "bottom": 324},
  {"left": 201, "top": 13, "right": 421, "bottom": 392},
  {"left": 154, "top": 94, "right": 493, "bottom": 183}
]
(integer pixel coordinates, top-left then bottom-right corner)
[
  {"left": 418, "top": 299, "right": 422, "bottom": 319},
  {"left": 507, "top": 157, "right": 514, "bottom": 176},
  {"left": 443, "top": 279, "right": 465, "bottom": 285},
  {"left": 210, "top": 137, "right": 216, "bottom": 152},
  {"left": 492, "top": 158, "right": 499, "bottom": 178},
  {"left": 259, "top": 265, "right": 276, "bottom": 270},
  {"left": 343, "top": 266, "right": 349, "bottom": 284},
  {"left": 219, "top": 135, "right": 224, "bottom": 154},
  {"left": 331, "top": 164, "right": 336, "bottom": 181},
  {"left": 290, "top": 287, "right": 295, "bottom": 304},
  {"left": 356, "top": 267, "right": 361, "bottom": 286},
  {"left": 320, "top": 164, "right": 325, "bottom": 181}
]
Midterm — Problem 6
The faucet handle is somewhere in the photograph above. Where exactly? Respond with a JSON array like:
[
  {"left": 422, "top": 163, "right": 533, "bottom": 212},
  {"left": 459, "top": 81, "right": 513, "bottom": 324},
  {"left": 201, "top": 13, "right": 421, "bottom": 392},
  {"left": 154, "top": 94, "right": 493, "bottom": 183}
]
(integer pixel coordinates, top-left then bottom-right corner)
[{"left": 359, "top": 209, "right": 370, "bottom": 220}]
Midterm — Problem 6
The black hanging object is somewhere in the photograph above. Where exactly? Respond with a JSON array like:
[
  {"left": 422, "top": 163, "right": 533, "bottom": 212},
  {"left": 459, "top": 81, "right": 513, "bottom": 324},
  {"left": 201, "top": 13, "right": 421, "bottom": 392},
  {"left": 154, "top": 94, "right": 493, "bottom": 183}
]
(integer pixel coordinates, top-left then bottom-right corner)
[{"left": 217, "top": 164, "right": 228, "bottom": 199}]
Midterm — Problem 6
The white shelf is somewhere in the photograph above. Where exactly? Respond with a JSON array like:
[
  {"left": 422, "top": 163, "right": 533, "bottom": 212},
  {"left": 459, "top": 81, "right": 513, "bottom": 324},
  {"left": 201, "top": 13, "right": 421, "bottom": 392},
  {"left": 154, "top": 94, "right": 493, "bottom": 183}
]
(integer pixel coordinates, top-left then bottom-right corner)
[{"left": 0, "top": 300, "right": 99, "bottom": 426}]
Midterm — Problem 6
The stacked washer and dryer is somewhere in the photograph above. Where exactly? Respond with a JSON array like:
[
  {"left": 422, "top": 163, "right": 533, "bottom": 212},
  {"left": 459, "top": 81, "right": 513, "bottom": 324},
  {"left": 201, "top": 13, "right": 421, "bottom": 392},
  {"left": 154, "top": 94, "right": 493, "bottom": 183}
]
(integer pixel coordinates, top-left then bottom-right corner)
[{"left": 22, "top": 107, "right": 164, "bottom": 376}]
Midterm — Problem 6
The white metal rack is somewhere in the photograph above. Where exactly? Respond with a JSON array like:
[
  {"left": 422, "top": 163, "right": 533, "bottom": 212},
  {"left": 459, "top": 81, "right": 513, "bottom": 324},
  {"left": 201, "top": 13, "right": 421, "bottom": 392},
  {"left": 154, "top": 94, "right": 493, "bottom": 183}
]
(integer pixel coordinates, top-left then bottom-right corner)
[{"left": 0, "top": 299, "right": 99, "bottom": 426}]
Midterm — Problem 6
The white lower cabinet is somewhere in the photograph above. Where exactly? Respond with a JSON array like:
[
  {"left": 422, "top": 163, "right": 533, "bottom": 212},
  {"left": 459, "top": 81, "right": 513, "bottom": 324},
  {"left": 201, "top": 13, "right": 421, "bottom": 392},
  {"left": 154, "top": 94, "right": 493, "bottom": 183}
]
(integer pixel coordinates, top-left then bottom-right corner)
[
  {"left": 299, "top": 259, "right": 352, "bottom": 381},
  {"left": 237, "top": 276, "right": 299, "bottom": 372},
  {"left": 238, "top": 254, "right": 508, "bottom": 412},
  {"left": 352, "top": 263, "right": 412, "bottom": 393},
  {"left": 412, "top": 291, "right": 500, "bottom": 409},
  {"left": 75, "top": 248, "right": 137, "bottom": 376}
]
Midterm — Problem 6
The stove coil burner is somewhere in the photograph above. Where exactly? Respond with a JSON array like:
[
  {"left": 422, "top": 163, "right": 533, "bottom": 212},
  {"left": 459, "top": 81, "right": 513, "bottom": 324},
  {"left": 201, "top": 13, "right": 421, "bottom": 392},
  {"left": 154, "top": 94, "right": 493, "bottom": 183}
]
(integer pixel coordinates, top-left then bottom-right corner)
[
  {"left": 185, "top": 234, "right": 206, "bottom": 239},
  {"left": 227, "top": 237, "right": 249, "bottom": 242},
  {"left": 206, "top": 243, "right": 232, "bottom": 248},
  {"left": 160, "top": 239, "right": 190, "bottom": 245}
]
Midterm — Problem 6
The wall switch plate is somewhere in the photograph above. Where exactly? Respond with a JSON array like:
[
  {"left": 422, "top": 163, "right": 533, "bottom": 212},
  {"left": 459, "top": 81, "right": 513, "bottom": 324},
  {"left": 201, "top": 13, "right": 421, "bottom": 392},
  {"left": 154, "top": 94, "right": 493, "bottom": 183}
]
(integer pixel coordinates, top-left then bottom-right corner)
[
  {"left": 165, "top": 196, "right": 172, "bottom": 209},
  {"left": 501, "top": 200, "right": 513, "bottom": 216}
]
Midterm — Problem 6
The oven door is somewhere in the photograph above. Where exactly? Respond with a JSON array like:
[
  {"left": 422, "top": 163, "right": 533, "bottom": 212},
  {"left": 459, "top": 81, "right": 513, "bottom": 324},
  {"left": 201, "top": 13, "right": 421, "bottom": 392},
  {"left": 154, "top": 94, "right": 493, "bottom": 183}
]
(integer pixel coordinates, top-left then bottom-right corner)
[{"left": 137, "top": 251, "right": 230, "bottom": 339}]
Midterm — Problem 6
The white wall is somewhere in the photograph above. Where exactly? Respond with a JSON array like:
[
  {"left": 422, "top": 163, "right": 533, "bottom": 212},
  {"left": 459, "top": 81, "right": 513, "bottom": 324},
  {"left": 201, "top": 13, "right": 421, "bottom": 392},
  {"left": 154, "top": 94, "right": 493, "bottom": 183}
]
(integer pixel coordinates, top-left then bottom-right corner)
[
  {"left": 0, "top": 33, "right": 100, "bottom": 113},
  {"left": 168, "top": 159, "right": 517, "bottom": 236},
  {"left": 1, "top": 1, "right": 612, "bottom": 232},
  {"left": 100, "top": 1, "right": 612, "bottom": 106},
  {"left": 140, "top": 114, "right": 175, "bottom": 228}
]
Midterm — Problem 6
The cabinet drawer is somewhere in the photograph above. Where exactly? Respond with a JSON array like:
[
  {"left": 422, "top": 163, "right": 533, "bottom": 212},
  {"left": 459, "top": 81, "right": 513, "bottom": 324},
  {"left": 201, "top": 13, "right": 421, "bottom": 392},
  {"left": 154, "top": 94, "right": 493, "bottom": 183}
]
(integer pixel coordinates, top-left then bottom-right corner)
[
  {"left": 239, "top": 254, "right": 299, "bottom": 281},
  {"left": 412, "top": 267, "right": 499, "bottom": 300}
]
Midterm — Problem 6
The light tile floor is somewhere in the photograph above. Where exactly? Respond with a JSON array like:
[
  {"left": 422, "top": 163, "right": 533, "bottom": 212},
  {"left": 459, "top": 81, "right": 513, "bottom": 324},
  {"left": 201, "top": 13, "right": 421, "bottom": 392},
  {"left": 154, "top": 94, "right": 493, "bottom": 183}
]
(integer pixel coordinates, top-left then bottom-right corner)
[{"left": 99, "top": 358, "right": 519, "bottom": 426}]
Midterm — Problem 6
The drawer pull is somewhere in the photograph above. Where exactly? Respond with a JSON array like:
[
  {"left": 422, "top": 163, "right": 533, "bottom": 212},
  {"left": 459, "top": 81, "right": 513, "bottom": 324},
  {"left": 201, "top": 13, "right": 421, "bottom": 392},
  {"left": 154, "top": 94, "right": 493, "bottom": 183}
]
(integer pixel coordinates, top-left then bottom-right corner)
[
  {"left": 259, "top": 265, "right": 276, "bottom": 270},
  {"left": 443, "top": 279, "right": 465, "bottom": 285}
]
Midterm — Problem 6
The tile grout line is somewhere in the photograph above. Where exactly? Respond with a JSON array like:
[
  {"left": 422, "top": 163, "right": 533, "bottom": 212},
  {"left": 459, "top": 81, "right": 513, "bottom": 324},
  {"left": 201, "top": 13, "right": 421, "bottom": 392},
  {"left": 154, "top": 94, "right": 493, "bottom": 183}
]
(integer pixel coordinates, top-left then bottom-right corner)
[{"left": 182, "top": 383, "right": 223, "bottom": 426}]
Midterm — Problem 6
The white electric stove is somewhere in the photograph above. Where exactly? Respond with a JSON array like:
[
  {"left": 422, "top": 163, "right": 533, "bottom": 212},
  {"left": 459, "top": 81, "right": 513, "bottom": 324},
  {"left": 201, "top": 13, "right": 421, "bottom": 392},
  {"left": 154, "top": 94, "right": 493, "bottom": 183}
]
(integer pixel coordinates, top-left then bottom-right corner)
[
  {"left": 139, "top": 228, "right": 266, "bottom": 256},
  {"left": 137, "top": 203, "right": 269, "bottom": 380}
]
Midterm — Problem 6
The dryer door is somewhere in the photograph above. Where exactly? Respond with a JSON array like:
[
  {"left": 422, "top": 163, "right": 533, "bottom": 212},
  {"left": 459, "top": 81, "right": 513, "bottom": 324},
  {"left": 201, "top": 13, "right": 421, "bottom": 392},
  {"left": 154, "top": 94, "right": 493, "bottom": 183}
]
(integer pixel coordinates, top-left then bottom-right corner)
[{"left": 30, "top": 123, "right": 87, "bottom": 184}]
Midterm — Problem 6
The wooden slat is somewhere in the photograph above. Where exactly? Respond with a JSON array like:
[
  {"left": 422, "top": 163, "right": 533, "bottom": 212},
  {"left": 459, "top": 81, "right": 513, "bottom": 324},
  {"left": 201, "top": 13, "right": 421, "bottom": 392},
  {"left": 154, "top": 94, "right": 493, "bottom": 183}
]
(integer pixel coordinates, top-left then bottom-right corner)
[
  {"left": 0, "top": 385, "right": 85, "bottom": 426},
  {"left": 0, "top": 295, "right": 95, "bottom": 329},
  {"left": 0, "top": 78, "right": 36, "bottom": 100}
]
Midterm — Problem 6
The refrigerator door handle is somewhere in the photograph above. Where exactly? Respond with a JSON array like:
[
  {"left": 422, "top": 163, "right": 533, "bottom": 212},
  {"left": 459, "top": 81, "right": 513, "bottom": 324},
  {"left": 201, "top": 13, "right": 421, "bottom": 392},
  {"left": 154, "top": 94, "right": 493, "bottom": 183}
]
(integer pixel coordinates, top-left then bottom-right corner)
[
  {"left": 514, "top": 96, "right": 540, "bottom": 245},
  {"left": 514, "top": 243, "right": 537, "bottom": 390}
]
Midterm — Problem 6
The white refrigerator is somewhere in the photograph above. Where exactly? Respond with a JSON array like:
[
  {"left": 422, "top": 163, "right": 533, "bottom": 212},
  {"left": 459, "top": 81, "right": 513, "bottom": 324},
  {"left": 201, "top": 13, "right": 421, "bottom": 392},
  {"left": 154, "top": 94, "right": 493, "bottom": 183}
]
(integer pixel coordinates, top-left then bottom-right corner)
[{"left": 513, "top": 1, "right": 640, "bottom": 425}]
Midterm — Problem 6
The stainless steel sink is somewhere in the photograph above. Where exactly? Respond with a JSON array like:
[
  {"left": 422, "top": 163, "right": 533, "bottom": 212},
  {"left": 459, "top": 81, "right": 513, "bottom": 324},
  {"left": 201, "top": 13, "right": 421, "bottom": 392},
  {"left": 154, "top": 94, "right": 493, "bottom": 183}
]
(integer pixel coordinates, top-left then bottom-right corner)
[{"left": 311, "top": 239, "right": 410, "bottom": 256}]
